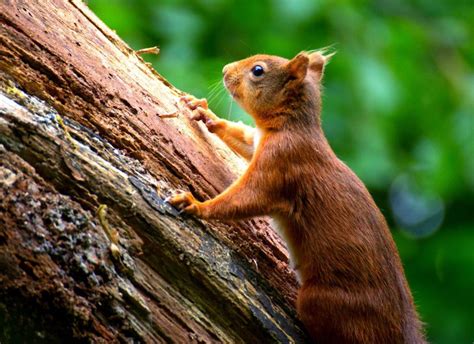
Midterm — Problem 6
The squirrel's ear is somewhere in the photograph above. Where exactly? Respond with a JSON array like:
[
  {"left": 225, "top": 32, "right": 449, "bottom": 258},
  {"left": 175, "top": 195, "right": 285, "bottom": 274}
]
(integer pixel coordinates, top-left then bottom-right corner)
[
  {"left": 286, "top": 52, "right": 309, "bottom": 81},
  {"left": 308, "top": 49, "right": 335, "bottom": 80}
]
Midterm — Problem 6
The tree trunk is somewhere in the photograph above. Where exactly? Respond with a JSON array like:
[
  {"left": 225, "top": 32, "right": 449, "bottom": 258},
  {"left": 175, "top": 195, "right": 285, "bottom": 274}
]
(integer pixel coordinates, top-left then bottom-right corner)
[{"left": 0, "top": 1, "right": 307, "bottom": 342}]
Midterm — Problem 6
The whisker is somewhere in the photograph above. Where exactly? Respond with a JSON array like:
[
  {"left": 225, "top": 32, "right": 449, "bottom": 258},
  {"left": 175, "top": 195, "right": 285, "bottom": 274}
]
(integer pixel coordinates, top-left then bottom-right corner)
[
  {"left": 208, "top": 84, "right": 223, "bottom": 101},
  {"left": 213, "top": 88, "right": 227, "bottom": 111},
  {"left": 227, "top": 94, "right": 234, "bottom": 120},
  {"left": 209, "top": 85, "right": 226, "bottom": 105},
  {"left": 207, "top": 81, "right": 225, "bottom": 103},
  {"left": 207, "top": 79, "right": 221, "bottom": 92}
]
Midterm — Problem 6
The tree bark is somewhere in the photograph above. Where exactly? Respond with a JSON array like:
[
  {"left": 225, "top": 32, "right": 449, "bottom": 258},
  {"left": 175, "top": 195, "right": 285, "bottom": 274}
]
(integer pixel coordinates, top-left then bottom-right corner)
[{"left": 0, "top": 1, "right": 307, "bottom": 342}]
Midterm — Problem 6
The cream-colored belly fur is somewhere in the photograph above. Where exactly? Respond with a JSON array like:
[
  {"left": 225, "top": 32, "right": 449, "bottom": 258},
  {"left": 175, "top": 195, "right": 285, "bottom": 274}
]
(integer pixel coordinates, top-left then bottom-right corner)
[
  {"left": 254, "top": 128, "right": 301, "bottom": 283},
  {"left": 270, "top": 216, "right": 302, "bottom": 284},
  {"left": 253, "top": 127, "right": 263, "bottom": 151}
]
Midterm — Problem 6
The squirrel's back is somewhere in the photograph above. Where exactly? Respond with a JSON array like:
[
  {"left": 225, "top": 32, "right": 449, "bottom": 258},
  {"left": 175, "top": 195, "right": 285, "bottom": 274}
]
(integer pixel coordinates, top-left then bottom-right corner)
[{"left": 262, "top": 126, "right": 425, "bottom": 343}]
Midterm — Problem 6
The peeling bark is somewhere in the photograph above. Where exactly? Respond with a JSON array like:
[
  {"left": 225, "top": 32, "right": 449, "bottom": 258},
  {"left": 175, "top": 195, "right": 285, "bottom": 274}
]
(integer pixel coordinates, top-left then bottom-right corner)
[{"left": 0, "top": 1, "right": 308, "bottom": 343}]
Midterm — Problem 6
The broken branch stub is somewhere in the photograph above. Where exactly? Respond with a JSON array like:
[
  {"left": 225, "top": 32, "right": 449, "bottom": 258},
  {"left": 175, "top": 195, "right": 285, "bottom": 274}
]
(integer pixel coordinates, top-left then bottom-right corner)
[{"left": 0, "top": 1, "right": 308, "bottom": 342}]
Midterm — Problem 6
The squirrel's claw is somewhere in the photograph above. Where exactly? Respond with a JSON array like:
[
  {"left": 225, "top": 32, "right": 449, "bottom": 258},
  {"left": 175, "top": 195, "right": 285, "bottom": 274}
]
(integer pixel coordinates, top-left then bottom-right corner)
[
  {"left": 180, "top": 95, "right": 208, "bottom": 121},
  {"left": 180, "top": 95, "right": 208, "bottom": 110},
  {"left": 180, "top": 95, "right": 220, "bottom": 133},
  {"left": 168, "top": 191, "right": 201, "bottom": 216}
]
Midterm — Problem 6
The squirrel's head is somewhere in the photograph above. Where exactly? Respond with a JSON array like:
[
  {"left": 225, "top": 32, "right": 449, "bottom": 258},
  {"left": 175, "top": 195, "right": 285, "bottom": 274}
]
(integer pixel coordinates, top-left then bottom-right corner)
[{"left": 223, "top": 50, "right": 334, "bottom": 128}]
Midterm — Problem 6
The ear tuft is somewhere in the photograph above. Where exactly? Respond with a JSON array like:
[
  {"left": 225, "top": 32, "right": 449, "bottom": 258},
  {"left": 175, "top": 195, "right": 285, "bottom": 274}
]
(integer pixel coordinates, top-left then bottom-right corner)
[
  {"left": 287, "top": 52, "right": 309, "bottom": 81},
  {"left": 308, "top": 48, "right": 336, "bottom": 80}
]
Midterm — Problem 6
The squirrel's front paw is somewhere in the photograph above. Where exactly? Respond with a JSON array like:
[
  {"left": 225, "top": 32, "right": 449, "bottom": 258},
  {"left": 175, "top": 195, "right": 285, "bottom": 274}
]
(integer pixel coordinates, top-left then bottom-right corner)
[
  {"left": 167, "top": 191, "right": 202, "bottom": 216},
  {"left": 180, "top": 95, "right": 208, "bottom": 119},
  {"left": 180, "top": 95, "right": 208, "bottom": 110},
  {"left": 180, "top": 95, "right": 221, "bottom": 132}
]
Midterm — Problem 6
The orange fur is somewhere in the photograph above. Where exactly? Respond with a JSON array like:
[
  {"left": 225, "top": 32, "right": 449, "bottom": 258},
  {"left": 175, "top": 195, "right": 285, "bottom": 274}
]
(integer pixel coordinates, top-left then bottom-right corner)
[
  {"left": 207, "top": 117, "right": 255, "bottom": 161},
  {"left": 172, "top": 51, "right": 426, "bottom": 343}
]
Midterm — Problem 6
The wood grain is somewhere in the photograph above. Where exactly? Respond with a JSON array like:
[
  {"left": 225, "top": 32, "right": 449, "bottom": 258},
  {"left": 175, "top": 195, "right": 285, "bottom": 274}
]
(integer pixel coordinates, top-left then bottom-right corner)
[{"left": 0, "top": 0, "right": 307, "bottom": 342}]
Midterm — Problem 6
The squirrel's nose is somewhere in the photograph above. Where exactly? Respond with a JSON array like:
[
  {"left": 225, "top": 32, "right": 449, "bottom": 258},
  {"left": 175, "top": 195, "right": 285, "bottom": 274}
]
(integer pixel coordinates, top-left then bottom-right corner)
[{"left": 222, "top": 62, "right": 235, "bottom": 75}]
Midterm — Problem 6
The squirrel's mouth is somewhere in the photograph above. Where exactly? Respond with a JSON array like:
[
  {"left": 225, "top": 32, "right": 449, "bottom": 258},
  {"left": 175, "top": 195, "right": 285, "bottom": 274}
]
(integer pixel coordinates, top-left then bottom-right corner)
[
  {"left": 228, "top": 89, "right": 239, "bottom": 100},
  {"left": 223, "top": 77, "right": 240, "bottom": 100}
]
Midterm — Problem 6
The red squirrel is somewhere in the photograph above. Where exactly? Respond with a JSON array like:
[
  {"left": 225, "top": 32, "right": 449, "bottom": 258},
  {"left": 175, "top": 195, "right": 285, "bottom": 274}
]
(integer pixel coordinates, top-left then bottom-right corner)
[{"left": 169, "top": 50, "right": 426, "bottom": 343}]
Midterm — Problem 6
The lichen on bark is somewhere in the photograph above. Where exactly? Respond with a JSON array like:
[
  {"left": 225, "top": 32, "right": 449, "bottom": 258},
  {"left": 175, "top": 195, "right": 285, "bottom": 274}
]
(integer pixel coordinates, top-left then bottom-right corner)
[{"left": 0, "top": 1, "right": 308, "bottom": 342}]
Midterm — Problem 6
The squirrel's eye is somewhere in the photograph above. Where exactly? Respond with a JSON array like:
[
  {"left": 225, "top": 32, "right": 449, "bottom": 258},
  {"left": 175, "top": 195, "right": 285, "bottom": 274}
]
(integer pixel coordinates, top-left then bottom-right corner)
[{"left": 251, "top": 65, "right": 264, "bottom": 77}]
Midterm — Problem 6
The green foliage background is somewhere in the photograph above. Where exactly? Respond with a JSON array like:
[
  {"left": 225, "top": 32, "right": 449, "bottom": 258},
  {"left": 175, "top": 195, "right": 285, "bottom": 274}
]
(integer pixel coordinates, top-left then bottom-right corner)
[{"left": 89, "top": 0, "right": 473, "bottom": 342}]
